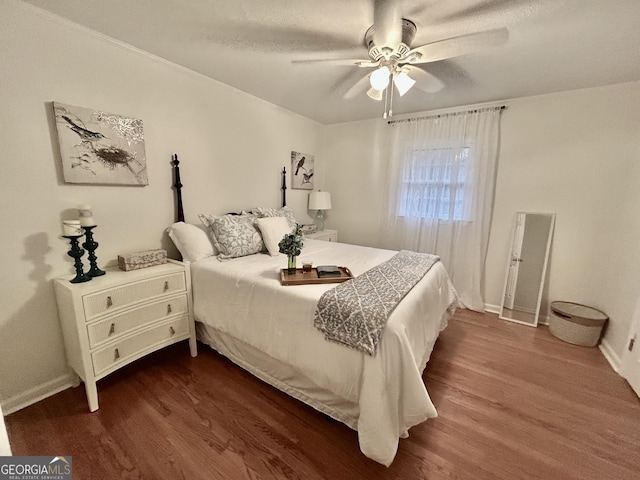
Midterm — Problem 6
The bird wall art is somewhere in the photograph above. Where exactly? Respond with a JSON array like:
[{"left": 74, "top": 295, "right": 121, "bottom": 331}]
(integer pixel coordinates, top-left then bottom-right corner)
[
  {"left": 53, "top": 102, "right": 148, "bottom": 185},
  {"left": 290, "top": 150, "right": 314, "bottom": 190}
]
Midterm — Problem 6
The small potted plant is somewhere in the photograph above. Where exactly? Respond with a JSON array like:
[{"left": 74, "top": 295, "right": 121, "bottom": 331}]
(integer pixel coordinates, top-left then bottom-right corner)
[{"left": 279, "top": 224, "right": 304, "bottom": 274}]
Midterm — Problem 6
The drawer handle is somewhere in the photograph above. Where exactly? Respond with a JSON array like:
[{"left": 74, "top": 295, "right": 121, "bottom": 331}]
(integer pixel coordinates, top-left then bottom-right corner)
[
  {"left": 163, "top": 281, "right": 169, "bottom": 292},
  {"left": 167, "top": 304, "right": 172, "bottom": 315},
  {"left": 114, "top": 348, "right": 120, "bottom": 360},
  {"left": 169, "top": 326, "right": 176, "bottom": 336},
  {"left": 106, "top": 296, "right": 113, "bottom": 308},
  {"left": 108, "top": 323, "right": 115, "bottom": 336}
]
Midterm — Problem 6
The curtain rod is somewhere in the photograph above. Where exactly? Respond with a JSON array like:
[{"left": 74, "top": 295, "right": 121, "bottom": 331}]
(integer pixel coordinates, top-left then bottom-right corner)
[{"left": 387, "top": 105, "right": 507, "bottom": 125}]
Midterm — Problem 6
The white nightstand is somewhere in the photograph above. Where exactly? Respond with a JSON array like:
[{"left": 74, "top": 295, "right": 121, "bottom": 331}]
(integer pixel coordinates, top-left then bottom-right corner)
[
  {"left": 305, "top": 229, "right": 338, "bottom": 242},
  {"left": 53, "top": 260, "right": 197, "bottom": 412}
]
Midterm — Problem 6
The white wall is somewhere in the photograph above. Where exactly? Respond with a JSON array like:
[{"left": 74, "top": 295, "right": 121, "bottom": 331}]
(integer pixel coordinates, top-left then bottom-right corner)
[
  {"left": 488, "top": 84, "right": 640, "bottom": 362},
  {"left": 320, "top": 118, "right": 391, "bottom": 246},
  {"left": 0, "top": 1, "right": 323, "bottom": 412},
  {"left": 323, "top": 82, "right": 640, "bottom": 366},
  {"left": 0, "top": 405, "right": 10, "bottom": 455}
]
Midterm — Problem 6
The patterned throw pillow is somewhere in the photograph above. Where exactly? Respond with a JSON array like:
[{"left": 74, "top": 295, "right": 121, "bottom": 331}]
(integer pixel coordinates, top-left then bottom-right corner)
[
  {"left": 254, "top": 206, "right": 297, "bottom": 229},
  {"left": 198, "top": 213, "right": 265, "bottom": 261}
]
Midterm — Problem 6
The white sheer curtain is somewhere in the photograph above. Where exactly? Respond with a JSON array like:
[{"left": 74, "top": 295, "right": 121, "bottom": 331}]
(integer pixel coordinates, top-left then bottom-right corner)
[{"left": 380, "top": 107, "right": 503, "bottom": 311}]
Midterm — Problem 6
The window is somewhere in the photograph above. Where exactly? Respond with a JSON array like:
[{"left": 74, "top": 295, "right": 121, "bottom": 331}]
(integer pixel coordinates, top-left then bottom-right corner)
[{"left": 398, "top": 145, "right": 470, "bottom": 221}]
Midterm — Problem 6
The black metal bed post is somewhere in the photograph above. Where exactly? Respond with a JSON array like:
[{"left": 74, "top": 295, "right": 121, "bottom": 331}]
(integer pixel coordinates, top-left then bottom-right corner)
[
  {"left": 172, "top": 154, "right": 185, "bottom": 222},
  {"left": 281, "top": 166, "right": 287, "bottom": 208}
]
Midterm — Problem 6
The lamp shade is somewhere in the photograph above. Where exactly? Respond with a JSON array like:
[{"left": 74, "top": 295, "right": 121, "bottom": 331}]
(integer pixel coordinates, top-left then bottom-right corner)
[
  {"left": 370, "top": 66, "right": 390, "bottom": 90},
  {"left": 309, "top": 191, "right": 332, "bottom": 210},
  {"left": 393, "top": 71, "right": 416, "bottom": 97}
]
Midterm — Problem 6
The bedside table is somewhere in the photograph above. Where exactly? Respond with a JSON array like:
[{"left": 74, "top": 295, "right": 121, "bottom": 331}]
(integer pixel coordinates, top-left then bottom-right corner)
[
  {"left": 53, "top": 259, "right": 197, "bottom": 412},
  {"left": 305, "top": 229, "right": 338, "bottom": 242}
]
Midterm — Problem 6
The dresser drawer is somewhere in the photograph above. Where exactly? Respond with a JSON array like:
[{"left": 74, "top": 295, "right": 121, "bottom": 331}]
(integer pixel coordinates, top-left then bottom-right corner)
[
  {"left": 91, "top": 315, "right": 190, "bottom": 376},
  {"left": 83, "top": 272, "right": 186, "bottom": 320},
  {"left": 86, "top": 294, "right": 188, "bottom": 348}
]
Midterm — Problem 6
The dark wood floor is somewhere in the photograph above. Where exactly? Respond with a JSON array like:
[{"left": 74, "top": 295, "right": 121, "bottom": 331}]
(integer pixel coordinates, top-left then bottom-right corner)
[{"left": 6, "top": 310, "right": 640, "bottom": 480}]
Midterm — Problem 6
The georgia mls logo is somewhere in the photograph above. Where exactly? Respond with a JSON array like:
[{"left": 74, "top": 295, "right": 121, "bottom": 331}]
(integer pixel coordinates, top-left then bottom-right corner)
[
  {"left": 49, "top": 456, "right": 71, "bottom": 473},
  {"left": 0, "top": 455, "right": 72, "bottom": 479}
]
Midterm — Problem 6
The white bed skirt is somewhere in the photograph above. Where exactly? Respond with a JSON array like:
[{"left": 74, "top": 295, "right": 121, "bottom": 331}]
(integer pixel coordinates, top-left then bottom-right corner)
[{"left": 197, "top": 321, "right": 361, "bottom": 429}]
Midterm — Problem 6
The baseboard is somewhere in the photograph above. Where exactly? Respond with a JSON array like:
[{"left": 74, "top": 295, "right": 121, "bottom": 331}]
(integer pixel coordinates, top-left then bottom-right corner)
[
  {"left": 485, "top": 303, "right": 551, "bottom": 325},
  {"left": 483, "top": 303, "right": 619, "bottom": 373},
  {"left": 598, "top": 339, "right": 621, "bottom": 373},
  {"left": 484, "top": 303, "right": 501, "bottom": 314},
  {"left": 1, "top": 373, "right": 76, "bottom": 415},
  {"left": 513, "top": 305, "right": 538, "bottom": 315}
]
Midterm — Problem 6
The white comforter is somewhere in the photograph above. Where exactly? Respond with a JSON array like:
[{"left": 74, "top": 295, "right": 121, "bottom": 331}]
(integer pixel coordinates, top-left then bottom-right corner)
[{"left": 190, "top": 239, "right": 456, "bottom": 466}]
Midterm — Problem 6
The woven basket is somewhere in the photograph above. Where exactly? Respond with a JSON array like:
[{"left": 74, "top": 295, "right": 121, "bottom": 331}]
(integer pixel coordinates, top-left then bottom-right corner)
[{"left": 548, "top": 301, "right": 608, "bottom": 347}]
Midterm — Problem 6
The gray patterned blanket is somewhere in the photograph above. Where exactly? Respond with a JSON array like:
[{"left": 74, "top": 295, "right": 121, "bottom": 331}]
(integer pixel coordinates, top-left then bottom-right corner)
[{"left": 314, "top": 250, "right": 440, "bottom": 356}]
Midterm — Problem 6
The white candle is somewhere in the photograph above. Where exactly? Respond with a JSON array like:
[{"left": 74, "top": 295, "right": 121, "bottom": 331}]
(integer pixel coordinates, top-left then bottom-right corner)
[
  {"left": 78, "top": 205, "right": 95, "bottom": 227},
  {"left": 63, "top": 220, "right": 82, "bottom": 236}
]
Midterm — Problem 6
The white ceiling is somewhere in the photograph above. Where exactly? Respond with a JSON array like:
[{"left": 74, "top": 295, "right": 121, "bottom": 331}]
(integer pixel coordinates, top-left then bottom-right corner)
[{"left": 21, "top": 0, "right": 640, "bottom": 124}]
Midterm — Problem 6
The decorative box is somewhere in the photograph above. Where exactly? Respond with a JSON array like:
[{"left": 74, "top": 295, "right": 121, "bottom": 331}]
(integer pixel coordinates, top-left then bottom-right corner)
[{"left": 117, "top": 249, "right": 167, "bottom": 271}]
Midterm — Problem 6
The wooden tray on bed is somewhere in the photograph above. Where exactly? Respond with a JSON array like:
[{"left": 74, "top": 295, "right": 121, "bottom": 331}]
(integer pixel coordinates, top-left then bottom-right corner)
[{"left": 280, "top": 267, "right": 354, "bottom": 286}]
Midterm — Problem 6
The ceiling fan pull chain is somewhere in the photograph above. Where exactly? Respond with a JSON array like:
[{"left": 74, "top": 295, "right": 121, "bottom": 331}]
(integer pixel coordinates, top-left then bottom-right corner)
[
  {"left": 383, "top": 85, "right": 389, "bottom": 119},
  {"left": 388, "top": 73, "right": 394, "bottom": 117}
]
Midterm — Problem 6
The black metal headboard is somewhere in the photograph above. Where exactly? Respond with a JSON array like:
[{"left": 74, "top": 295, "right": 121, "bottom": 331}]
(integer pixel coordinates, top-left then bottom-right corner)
[
  {"left": 172, "top": 154, "right": 287, "bottom": 223},
  {"left": 171, "top": 154, "right": 184, "bottom": 222},
  {"left": 280, "top": 166, "right": 287, "bottom": 208}
]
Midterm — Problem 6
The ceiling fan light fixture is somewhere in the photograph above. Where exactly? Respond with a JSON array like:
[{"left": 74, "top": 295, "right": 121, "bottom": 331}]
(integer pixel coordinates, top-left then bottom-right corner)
[
  {"left": 370, "top": 65, "right": 391, "bottom": 90},
  {"left": 393, "top": 71, "right": 416, "bottom": 96},
  {"left": 367, "top": 87, "right": 384, "bottom": 101}
]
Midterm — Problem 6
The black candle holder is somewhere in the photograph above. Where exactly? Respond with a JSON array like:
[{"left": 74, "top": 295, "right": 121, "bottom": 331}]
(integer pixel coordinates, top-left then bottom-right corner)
[
  {"left": 63, "top": 235, "right": 91, "bottom": 284},
  {"left": 81, "top": 225, "right": 106, "bottom": 277}
]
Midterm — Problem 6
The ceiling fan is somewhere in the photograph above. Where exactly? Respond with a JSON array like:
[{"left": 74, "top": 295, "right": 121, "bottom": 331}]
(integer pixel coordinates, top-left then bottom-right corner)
[{"left": 294, "top": 0, "right": 508, "bottom": 118}]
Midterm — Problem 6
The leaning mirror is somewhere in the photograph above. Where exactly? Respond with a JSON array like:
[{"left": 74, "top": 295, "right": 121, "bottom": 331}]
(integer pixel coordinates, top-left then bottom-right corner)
[{"left": 500, "top": 212, "right": 555, "bottom": 327}]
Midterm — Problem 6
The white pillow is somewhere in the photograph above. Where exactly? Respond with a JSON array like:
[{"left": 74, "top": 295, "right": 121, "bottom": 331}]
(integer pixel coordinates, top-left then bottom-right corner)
[
  {"left": 256, "top": 216, "right": 294, "bottom": 256},
  {"left": 254, "top": 206, "right": 298, "bottom": 229},
  {"left": 167, "top": 222, "right": 215, "bottom": 262}
]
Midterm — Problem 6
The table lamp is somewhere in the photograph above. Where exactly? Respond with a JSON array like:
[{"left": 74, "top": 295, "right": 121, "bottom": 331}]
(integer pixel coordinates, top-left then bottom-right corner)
[{"left": 308, "top": 191, "right": 331, "bottom": 231}]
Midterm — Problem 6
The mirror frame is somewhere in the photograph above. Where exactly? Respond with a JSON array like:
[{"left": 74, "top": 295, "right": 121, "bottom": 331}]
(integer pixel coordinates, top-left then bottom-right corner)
[{"left": 499, "top": 211, "right": 555, "bottom": 327}]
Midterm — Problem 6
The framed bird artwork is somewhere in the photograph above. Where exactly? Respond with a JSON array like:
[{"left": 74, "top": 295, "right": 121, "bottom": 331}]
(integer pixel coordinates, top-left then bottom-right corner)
[
  {"left": 53, "top": 102, "right": 148, "bottom": 185},
  {"left": 290, "top": 151, "right": 314, "bottom": 190}
]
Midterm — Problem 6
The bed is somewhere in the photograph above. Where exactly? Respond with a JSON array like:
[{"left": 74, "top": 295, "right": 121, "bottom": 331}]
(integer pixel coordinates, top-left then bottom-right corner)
[{"left": 168, "top": 160, "right": 458, "bottom": 466}]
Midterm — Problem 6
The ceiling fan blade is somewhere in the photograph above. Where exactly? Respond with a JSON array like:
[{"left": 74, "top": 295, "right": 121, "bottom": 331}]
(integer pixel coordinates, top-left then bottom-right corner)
[
  {"left": 292, "top": 58, "right": 378, "bottom": 68},
  {"left": 373, "top": 0, "right": 403, "bottom": 49},
  {"left": 405, "top": 66, "right": 445, "bottom": 94},
  {"left": 342, "top": 72, "right": 372, "bottom": 99},
  {"left": 404, "top": 28, "right": 509, "bottom": 64}
]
